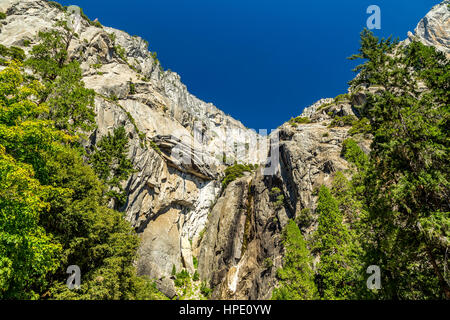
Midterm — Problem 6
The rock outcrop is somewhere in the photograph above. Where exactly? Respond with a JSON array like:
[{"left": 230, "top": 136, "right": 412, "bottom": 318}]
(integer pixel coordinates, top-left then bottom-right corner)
[
  {"left": 406, "top": 0, "right": 450, "bottom": 57},
  {"left": 198, "top": 98, "right": 363, "bottom": 299}
]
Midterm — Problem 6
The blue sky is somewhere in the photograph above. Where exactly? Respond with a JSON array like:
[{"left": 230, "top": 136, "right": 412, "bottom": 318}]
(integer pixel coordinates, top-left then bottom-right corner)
[{"left": 58, "top": 0, "right": 440, "bottom": 130}]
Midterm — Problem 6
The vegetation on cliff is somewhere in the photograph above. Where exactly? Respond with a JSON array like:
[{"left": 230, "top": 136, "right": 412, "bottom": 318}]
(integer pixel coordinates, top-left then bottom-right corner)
[
  {"left": 0, "top": 18, "right": 163, "bottom": 299},
  {"left": 277, "top": 29, "right": 449, "bottom": 300}
]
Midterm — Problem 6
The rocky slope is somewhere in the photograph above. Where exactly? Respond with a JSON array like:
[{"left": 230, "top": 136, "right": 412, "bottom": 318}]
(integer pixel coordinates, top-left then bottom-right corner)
[{"left": 0, "top": 0, "right": 447, "bottom": 299}]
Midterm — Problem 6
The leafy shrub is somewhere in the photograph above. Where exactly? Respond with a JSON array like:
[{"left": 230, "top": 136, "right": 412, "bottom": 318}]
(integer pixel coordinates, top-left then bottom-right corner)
[
  {"left": 200, "top": 282, "right": 212, "bottom": 297},
  {"left": 328, "top": 115, "right": 357, "bottom": 127},
  {"left": 270, "top": 187, "right": 284, "bottom": 208},
  {"left": 174, "top": 269, "right": 190, "bottom": 287},
  {"left": 108, "top": 32, "right": 116, "bottom": 42},
  {"left": 0, "top": 63, "right": 161, "bottom": 300},
  {"left": 171, "top": 264, "right": 176, "bottom": 276},
  {"left": 193, "top": 256, "right": 198, "bottom": 269},
  {"left": 193, "top": 271, "right": 199, "bottom": 281},
  {"left": 348, "top": 117, "right": 371, "bottom": 136},
  {"left": 0, "top": 12, "right": 6, "bottom": 20},
  {"left": 263, "top": 258, "right": 273, "bottom": 269},
  {"left": 289, "top": 116, "right": 311, "bottom": 126},
  {"left": 334, "top": 93, "right": 350, "bottom": 102},
  {"left": 129, "top": 82, "right": 136, "bottom": 94},
  {"left": 341, "top": 138, "right": 368, "bottom": 170},
  {"left": 222, "top": 163, "right": 254, "bottom": 188},
  {"left": 114, "top": 44, "right": 127, "bottom": 62},
  {"left": 317, "top": 102, "right": 334, "bottom": 111},
  {"left": 313, "top": 186, "right": 355, "bottom": 299},
  {"left": 0, "top": 45, "right": 25, "bottom": 62},
  {"left": 272, "top": 220, "right": 318, "bottom": 300},
  {"left": 295, "top": 208, "right": 314, "bottom": 230}
]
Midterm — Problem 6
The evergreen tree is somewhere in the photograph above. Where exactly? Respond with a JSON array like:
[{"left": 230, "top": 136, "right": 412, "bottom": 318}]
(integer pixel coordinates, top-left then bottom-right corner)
[
  {"left": 272, "top": 220, "right": 318, "bottom": 300},
  {"left": 350, "top": 30, "right": 450, "bottom": 299},
  {"left": 314, "top": 186, "right": 357, "bottom": 300},
  {"left": 26, "top": 21, "right": 96, "bottom": 133},
  {"left": 89, "top": 126, "right": 134, "bottom": 208}
]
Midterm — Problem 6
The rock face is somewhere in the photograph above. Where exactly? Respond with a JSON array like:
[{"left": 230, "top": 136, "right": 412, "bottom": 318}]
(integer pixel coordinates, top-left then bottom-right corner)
[
  {"left": 198, "top": 99, "right": 361, "bottom": 299},
  {"left": 1, "top": 0, "right": 448, "bottom": 300},
  {"left": 407, "top": 0, "right": 450, "bottom": 57},
  {"left": 0, "top": 0, "right": 263, "bottom": 297}
]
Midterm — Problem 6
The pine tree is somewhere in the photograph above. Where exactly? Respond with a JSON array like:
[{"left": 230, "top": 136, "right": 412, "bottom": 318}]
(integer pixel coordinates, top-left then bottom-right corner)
[
  {"left": 272, "top": 220, "right": 318, "bottom": 300},
  {"left": 314, "top": 186, "right": 357, "bottom": 300},
  {"left": 350, "top": 30, "right": 450, "bottom": 299}
]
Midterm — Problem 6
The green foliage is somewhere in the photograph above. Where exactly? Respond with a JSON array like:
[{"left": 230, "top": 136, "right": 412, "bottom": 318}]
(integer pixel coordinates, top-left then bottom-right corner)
[
  {"left": 263, "top": 258, "right": 273, "bottom": 269},
  {"left": 313, "top": 186, "right": 358, "bottom": 300},
  {"left": 295, "top": 208, "right": 314, "bottom": 231},
  {"left": 334, "top": 93, "right": 350, "bottom": 102},
  {"left": 200, "top": 282, "right": 212, "bottom": 297},
  {"left": 221, "top": 163, "right": 254, "bottom": 188},
  {"left": 150, "top": 140, "right": 162, "bottom": 155},
  {"left": 348, "top": 117, "right": 371, "bottom": 136},
  {"left": 0, "top": 147, "right": 62, "bottom": 299},
  {"left": 289, "top": 116, "right": 311, "bottom": 126},
  {"left": 26, "top": 29, "right": 68, "bottom": 81},
  {"left": 108, "top": 32, "right": 116, "bottom": 43},
  {"left": 272, "top": 220, "right": 318, "bottom": 300},
  {"left": 0, "top": 45, "right": 25, "bottom": 62},
  {"left": 0, "top": 55, "right": 162, "bottom": 301},
  {"left": 349, "top": 30, "right": 450, "bottom": 299},
  {"left": 198, "top": 228, "right": 206, "bottom": 243},
  {"left": 129, "top": 82, "right": 136, "bottom": 95},
  {"left": 47, "top": 61, "right": 96, "bottom": 132},
  {"left": 0, "top": 65, "right": 64, "bottom": 298},
  {"left": 341, "top": 138, "right": 368, "bottom": 171},
  {"left": 328, "top": 115, "right": 357, "bottom": 127},
  {"left": 89, "top": 126, "right": 134, "bottom": 207},
  {"left": 150, "top": 52, "right": 163, "bottom": 71},
  {"left": 348, "top": 28, "right": 399, "bottom": 88},
  {"left": 47, "top": 1, "right": 65, "bottom": 11},
  {"left": 317, "top": 102, "right": 334, "bottom": 111},
  {"left": 270, "top": 187, "right": 281, "bottom": 195},
  {"left": 0, "top": 12, "right": 6, "bottom": 20},
  {"left": 114, "top": 44, "right": 127, "bottom": 62},
  {"left": 269, "top": 187, "right": 284, "bottom": 208},
  {"left": 174, "top": 269, "right": 190, "bottom": 288},
  {"left": 193, "top": 271, "right": 199, "bottom": 282},
  {"left": 26, "top": 25, "right": 96, "bottom": 133},
  {"left": 171, "top": 264, "right": 176, "bottom": 276},
  {"left": 193, "top": 256, "right": 198, "bottom": 270}
]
